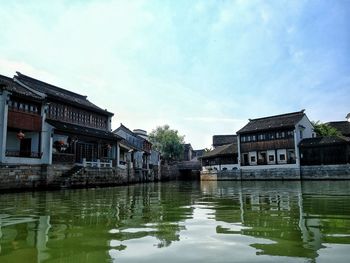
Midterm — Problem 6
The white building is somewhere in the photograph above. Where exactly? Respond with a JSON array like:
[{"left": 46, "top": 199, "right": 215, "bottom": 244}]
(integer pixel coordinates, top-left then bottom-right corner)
[{"left": 237, "top": 110, "right": 314, "bottom": 169}]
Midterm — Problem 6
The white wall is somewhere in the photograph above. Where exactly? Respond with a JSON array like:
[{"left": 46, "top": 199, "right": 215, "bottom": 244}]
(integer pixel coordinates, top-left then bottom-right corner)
[
  {"left": 0, "top": 91, "right": 9, "bottom": 163},
  {"left": 6, "top": 131, "right": 40, "bottom": 152},
  {"left": 295, "top": 115, "right": 314, "bottom": 143}
]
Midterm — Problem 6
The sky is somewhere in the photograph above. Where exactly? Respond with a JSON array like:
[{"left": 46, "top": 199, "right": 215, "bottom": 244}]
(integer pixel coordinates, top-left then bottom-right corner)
[{"left": 0, "top": 0, "right": 349, "bottom": 149}]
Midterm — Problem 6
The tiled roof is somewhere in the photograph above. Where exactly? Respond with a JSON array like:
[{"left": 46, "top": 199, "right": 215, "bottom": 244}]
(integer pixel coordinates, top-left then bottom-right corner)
[
  {"left": 327, "top": 121, "right": 350, "bottom": 137},
  {"left": 237, "top": 110, "right": 305, "bottom": 134},
  {"left": 15, "top": 72, "right": 113, "bottom": 116},
  {"left": 213, "top": 135, "right": 237, "bottom": 147},
  {"left": 46, "top": 119, "right": 120, "bottom": 141},
  {"left": 201, "top": 143, "right": 238, "bottom": 159},
  {"left": 299, "top": 136, "right": 350, "bottom": 147},
  {"left": 0, "top": 74, "right": 44, "bottom": 100}
]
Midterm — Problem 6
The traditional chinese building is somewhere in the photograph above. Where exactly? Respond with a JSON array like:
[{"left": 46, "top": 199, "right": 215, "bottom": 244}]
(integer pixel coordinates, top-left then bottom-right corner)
[
  {"left": 237, "top": 110, "right": 314, "bottom": 169},
  {"left": 114, "top": 124, "right": 154, "bottom": 180},
  {"left": 1, "top": 72, "right": 120, "bottom": 167}
]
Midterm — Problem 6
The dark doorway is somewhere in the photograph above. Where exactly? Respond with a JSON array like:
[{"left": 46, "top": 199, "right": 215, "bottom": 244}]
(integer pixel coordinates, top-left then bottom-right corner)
[
  {"left": 20, "top": 138, "right": 31, "bottom": 157},
  {"left": 243, "top": 154, "right": 249, "bottom": 165}
]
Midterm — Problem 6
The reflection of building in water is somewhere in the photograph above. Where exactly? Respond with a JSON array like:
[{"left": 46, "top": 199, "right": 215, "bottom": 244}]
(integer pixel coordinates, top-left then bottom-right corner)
[
  {"left": 201, "top": 181, "right": 350, "bottom": 261},
  {"left": 0, "top": 215, "right": 51, "bottom": 262}
]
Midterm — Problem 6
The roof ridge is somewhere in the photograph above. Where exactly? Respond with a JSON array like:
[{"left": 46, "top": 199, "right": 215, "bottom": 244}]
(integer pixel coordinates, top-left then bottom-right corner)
[
  {"left": 249, "top": 110, "right": 305, "bottom": 121},
  {"left": 16, "top": 71, "right": 88, "bottom": 100}
]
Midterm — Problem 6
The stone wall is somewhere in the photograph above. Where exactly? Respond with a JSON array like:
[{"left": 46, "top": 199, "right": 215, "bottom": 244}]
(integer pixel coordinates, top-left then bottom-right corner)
[
  {"left": 201, "top": 165, "right": 350, "bottom": 181},
  {"left": 0, "top": 163, "right": 168, "bottom": 191},
  {"left": 301, "top": 164, "right": 350, "bottom": 180},
  {"left": 160, "top": 164, "right": 179, "bottom": 181},
  {"left": 0, "top": 165, "right": 43, "bottom": 190}
]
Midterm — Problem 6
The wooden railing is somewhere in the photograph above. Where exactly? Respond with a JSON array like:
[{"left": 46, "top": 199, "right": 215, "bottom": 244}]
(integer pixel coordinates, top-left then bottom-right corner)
[{"left": 7, "top": 110, "right": 42, "bottom": 131}]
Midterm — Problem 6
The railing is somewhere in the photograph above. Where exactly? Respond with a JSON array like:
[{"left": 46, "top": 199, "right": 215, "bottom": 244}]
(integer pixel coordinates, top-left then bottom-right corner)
[
  {"left": 82, "top": 158, "right": 113, "bottom": 168},
  {"left": 6, "top": 150, "right": 42, "bottom": 158}
]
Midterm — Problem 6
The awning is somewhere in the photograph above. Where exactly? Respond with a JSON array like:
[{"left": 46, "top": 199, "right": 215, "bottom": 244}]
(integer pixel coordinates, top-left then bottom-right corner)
[{"left": 46, "top": 119, "right": 121, "bottom": 141}]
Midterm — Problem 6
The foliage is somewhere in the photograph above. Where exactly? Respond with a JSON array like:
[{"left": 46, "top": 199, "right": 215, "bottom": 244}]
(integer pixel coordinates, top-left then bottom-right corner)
[
  {"left": 149, "top": 125, "right": 185, "bottom": 161},
  {"left": 312, "top": 121, "right": 341, "bottom": 137}
]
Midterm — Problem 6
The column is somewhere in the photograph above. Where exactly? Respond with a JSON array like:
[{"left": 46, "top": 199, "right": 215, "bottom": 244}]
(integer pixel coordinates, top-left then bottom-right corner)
[{"left": 116, "top": 143, "right": 120, "bottom": 168}]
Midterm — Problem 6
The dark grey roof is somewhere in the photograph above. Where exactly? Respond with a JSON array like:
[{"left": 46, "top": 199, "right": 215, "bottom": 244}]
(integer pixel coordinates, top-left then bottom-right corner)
[
  {"left": 327, "top": 121, "right": 350, "bottom": 137},
  {"left": 213, "top": 135, "right": 237, "bottom": 147},
  {"left": 47, "top": 119, "right": 120, "bottom": 141},
  {"left": 299, "top": 136, "right": 350, "bottom": 147},
  {"left": 15, "top": 72, "right": 113, "bottom": 116},
  {"left": 0, "top": 74, "right": 44, "bottom": 100},
  {"left": 201, "top": 143, "right": 238, "bottom": 159},
  {"left": 346, "top": 113, "right": 350, "bottom": 119},
  {"left": 237, "top": 110, "right": 305, "bottom": 134}
]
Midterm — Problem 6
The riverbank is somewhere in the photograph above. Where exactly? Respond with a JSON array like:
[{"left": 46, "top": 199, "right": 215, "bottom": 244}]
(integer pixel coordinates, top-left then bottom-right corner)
[
  {"left": 201, "top": 164, "right": 350, "bottom": 181},
  {"left": 0, "top": 164, "right": 180, "bottom": 191}
]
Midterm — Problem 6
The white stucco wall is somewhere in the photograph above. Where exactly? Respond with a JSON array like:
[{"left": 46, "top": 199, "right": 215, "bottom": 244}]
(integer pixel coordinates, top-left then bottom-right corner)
[{"left": 0, "top": 91, "right": 9, "bottom": 163}]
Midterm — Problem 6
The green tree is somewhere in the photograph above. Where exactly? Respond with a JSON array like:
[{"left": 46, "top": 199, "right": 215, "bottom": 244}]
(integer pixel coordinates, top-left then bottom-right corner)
[
  {"left": 149, "top": 125, "right": 185, "bottom": 161},
  {"left": 312, "top": 121, "right": 341, "bottom": 137}
]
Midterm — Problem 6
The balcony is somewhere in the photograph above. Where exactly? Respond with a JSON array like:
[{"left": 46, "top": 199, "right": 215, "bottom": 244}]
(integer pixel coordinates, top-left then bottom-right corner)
[
  {"left": 240, "top": 138, "right": 295, "bottom": 152},
  {"left": 6, "top": 150, "right": 42, "bottom": 159}
]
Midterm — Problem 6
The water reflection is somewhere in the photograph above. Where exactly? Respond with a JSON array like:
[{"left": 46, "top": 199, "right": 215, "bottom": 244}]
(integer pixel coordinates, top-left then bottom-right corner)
[{"left": 0, "top": 181, "right": 349, "bottom": 262}]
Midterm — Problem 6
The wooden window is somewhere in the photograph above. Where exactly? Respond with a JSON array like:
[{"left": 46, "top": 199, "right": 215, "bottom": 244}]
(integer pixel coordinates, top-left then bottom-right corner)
[
  {"left": 269, "top": 155, "right": 274, "bottom": 161},
  {"left": 250, "top": 156, "right": 256, "bottom": 162},
  {"left": 279, "top": 154, "right": 285, "bottom": 161}
]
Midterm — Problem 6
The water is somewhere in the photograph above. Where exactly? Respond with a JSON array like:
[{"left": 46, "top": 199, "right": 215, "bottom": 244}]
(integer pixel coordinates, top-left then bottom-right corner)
[{"left": 0, "top": 181, "right": 350, "bottom": 263}]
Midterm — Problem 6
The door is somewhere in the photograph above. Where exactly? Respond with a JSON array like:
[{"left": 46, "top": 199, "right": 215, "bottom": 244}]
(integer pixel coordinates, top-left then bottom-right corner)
[{"left": 20, "top": 138, "right": 32, "bottom": 157}]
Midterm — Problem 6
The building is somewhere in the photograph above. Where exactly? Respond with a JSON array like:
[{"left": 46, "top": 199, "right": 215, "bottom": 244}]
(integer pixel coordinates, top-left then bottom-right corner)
[
  {"left": 182, "top": 143, "right": 193, "bottom": 161},
  {"left": 201, "top": 143, "right": 238, "bottom": 171},
  {"left": 327, "top": 114, "right": 350, "bottom": 138},
  {"left": 114, "top": 124, "right": 154, "bottom": 180},
  {"left": 1, "top": 72, "right": 120, "bottom": 167},
  {"left": 237, "top": 110, "right": 314, "bottom": 169},
  {"left": 299, "top": 136, "right": 350, "bottom": 165}
]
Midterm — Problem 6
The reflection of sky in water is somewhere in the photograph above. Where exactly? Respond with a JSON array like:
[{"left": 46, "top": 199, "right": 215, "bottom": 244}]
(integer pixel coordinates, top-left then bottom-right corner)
[{"left": 0, "top": 181, "right": 350, "bottom": 262}]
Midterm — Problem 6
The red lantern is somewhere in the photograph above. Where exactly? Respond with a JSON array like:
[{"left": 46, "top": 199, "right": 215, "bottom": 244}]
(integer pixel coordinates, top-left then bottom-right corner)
[{"left": 16, "top": 131, "right": 25, "bottom": 140}]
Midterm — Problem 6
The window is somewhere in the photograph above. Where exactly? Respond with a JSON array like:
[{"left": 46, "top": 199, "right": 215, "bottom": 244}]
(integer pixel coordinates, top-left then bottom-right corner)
[
  {"left": 269, "top": 155, "right": 274, "bottom": 162},
  {"left": 279, "top": 154, "right": 286, "bottom": 161},
  {"left": 250, "top": 156, "right": 256, "bottom": 163},
  {"left": 299, "top": 130, "right": 303, "bottom": 139}
]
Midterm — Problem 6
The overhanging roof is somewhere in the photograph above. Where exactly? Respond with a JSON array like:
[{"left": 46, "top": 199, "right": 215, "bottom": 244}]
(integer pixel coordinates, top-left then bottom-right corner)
[{"left": 47, "top": 119, "right": 120, "bottom": 141}]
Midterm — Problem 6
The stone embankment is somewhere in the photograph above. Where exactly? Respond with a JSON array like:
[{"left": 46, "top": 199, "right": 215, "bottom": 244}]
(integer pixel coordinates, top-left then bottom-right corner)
[
  {"left": 201, "top": 164, "right": 350, "bottom": 181},
  {"left": 0, "top": 163, "right": 171, "bottom": 191}
]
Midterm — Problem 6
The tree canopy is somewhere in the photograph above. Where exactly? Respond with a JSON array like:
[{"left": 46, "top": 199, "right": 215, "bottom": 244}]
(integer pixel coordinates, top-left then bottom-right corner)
[
  {"left": 312, "top": 121, "right": 341, "bottom": 137},
  {"left": 149, "top": 125, "right": 185, "bottom": 161}
]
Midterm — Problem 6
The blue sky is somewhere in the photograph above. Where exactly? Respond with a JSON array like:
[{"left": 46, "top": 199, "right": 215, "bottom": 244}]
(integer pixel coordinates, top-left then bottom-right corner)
[{"left": 0, "top": 0, "right": 349, "bottom": 149}]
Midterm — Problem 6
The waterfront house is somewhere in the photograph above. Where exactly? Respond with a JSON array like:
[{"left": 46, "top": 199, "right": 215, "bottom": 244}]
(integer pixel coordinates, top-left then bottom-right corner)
[
  {"left": 0, "top": 74, "right": 47, "bottom": 164},
  {"left": 237, "top": 110, "right": 314, "bottom": 169},
  {"left": 201, "top": 143, "right": 239, "bottom": 171},
  {"left": 1, "top": 72, "right": 120, "bottom": 167},
  {"left": 114, "top": 124, "right": 153, "bottom": 180}
]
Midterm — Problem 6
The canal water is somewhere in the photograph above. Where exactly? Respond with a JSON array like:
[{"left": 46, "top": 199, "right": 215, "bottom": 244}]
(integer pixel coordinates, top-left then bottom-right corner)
[{"left": 0, "top": 181, "right": 349, "bottom": 263}]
